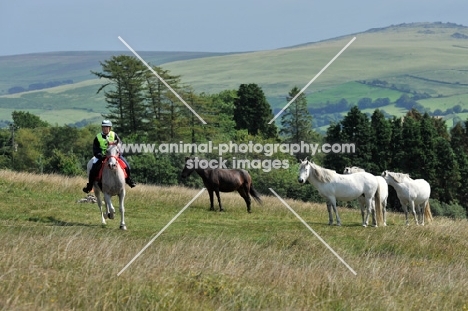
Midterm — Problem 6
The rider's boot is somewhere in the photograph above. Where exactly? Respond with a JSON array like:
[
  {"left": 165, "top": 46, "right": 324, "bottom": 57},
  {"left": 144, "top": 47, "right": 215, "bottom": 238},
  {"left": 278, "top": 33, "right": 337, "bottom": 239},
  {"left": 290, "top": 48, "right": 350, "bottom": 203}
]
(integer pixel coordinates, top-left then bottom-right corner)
[
  {"left": 83, "top": 162, "right": 100, "bottom": 193},
  {"left": 125, "top": 167, "right": 136, "bottom": 188}
]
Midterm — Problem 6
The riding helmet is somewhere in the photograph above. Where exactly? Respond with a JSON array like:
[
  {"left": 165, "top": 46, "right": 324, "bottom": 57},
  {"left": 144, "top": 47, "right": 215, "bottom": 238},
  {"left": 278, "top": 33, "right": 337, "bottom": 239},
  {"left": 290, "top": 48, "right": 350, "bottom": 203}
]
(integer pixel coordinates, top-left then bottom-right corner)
[{"left": 101, "top": 120, "right": 112, "bottom": 127}]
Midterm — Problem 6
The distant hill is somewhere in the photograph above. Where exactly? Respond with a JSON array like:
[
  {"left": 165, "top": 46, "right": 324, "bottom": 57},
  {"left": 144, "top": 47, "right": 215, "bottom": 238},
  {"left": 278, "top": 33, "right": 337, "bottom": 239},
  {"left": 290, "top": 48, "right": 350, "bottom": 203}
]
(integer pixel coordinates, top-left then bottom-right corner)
[
  {"left": 0, "top": 50, "right": 233, "bottom": 94},
  {"left": 1, "top": 22, "right": 468, "bottom": 129}
]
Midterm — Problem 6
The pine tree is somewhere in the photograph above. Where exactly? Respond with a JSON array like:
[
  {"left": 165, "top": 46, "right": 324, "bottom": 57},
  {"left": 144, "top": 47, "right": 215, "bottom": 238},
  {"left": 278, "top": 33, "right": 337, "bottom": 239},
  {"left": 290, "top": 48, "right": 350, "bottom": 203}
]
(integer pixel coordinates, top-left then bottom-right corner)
[
  {"left": 399, "top": 115, "right": 423, "bottom": 175},
  {"left": 418, "top": 113, "right": 438, "bottom": 187},
  {"left": 233, "top": 84, "right": 278, "bottom": 139},
  {"left": 323, "top": 122, "right": 347, "bottom": 171},
  {"left": 450, "top": 122, "right": 468, "bottom": 209},
  {"left": 339, "top": 106, "right": 372, "bottom": 170},
  {"left": 145, "top": 66, "right": 182, "bottom": 141},
  {"left": 388, "top": 116, "right": 404, "bottom": 171},
  {"left": 370, "top": 109, "right": 392, "bottom": 174},
  {"left": 209, "top": 90, "right": 237, "bottom": 141},
  {"left": 280, "top": 86, "right": 320, "bottom": 159},
  {"left": 92, "top": 55, "right": 147, "bottom": 136},
  {"left": 433, "top": 137, "right": 460, "bottom": 202}
]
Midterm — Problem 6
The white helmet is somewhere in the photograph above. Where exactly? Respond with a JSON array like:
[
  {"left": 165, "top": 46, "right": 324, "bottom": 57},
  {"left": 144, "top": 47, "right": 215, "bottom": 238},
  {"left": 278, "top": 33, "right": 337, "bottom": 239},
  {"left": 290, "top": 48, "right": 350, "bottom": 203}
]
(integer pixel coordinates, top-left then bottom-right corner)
[{"left": 101, "top": 120, "right": 112, "bottom": 127}]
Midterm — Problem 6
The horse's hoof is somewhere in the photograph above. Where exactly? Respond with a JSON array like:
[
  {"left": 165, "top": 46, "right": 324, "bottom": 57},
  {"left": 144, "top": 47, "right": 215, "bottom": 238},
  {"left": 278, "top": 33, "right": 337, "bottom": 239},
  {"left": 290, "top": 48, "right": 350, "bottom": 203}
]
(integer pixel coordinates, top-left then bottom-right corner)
[
  {"left": 362, "top": 224, "right": 367, "bottom": 227},
  {"left": 120, "top": 225, "right": 127, "bottom": 230},
  {"left": 108, "top": 213, "right": 114, "bottom": 219}
]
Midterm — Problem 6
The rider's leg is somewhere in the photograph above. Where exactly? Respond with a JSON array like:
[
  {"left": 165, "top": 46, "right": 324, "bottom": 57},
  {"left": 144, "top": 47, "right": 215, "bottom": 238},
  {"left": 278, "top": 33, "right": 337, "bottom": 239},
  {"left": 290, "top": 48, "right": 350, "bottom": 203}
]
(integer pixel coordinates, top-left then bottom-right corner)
[
  {"left": 83, "top": 159, "right": 103, "bottom": 193},
  {"left": 120, "top": 156, "right": 136, "bottom": 187}
]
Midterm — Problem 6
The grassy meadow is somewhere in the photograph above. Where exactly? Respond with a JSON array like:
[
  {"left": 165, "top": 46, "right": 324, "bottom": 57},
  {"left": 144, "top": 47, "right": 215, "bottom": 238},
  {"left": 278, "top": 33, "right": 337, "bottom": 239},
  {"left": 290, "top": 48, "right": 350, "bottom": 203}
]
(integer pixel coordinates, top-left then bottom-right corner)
[{"left": 1, "top": 170, "right": 468, "bottom": 310}]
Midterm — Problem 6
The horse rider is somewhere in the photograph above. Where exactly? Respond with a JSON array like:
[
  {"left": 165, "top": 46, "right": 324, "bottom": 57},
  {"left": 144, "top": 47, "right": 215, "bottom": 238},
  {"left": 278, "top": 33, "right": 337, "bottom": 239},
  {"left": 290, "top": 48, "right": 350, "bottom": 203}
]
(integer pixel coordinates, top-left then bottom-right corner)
[{"left": 82, "top": 119, "right": 136, "bottom": 193}]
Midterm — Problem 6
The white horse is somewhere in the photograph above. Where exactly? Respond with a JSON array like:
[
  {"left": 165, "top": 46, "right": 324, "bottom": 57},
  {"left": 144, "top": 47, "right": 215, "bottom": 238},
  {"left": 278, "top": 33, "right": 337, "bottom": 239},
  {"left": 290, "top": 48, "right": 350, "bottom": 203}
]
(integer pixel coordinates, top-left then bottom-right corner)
[
  {"left": 381, "top": 170, "right": 432, "bottom": 226},
  {"left": 86, "top": 142, "right": 127, "bottom": 230},
  {"left": 298, "top": 160, "right": 383, "bottom": 227},
  {"left": 344, "top": 166, "right": 389, "bottom": 226}
]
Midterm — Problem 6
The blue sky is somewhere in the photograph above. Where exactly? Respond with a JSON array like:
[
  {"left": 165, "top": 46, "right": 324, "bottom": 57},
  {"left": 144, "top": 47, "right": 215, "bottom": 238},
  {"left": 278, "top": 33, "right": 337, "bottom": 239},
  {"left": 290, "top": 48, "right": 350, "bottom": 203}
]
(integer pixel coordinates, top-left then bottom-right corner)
[{"left": 1, "top": 0, "right": 467, "bottom": 56}]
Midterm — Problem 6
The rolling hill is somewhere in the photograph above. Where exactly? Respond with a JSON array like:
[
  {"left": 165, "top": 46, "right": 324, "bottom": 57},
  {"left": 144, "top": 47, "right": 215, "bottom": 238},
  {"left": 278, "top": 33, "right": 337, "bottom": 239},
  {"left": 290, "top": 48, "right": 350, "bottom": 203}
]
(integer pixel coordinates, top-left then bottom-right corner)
[{"left": 1, "top": 22, "right": 468, "bottom": 128}]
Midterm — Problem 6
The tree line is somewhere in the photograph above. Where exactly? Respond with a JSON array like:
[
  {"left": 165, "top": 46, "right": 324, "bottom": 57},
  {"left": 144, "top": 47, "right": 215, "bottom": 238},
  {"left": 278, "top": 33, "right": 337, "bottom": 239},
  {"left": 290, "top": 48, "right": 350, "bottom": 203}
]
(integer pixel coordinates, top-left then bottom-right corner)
[{"left": 0, "top": 55, "right": 467, "bottom": 219}]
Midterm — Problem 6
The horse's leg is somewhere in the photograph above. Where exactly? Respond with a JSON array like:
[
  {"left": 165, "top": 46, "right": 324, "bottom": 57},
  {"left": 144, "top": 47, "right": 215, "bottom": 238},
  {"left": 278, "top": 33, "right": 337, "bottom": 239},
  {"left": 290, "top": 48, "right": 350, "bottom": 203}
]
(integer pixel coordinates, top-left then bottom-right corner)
[
  {"left": 399, "top": 200, "right": 409, "bottom": 226},
  {"left": 421, "top": 202, "right": 427, "bottom": 226},
  {"left": 333, "top": 201, "right": 341, "bottom": 226},
  {"left": 370, "top": 196, "right": 378, "bottom": 227},
  {"left": 95, "top": 187, "right": 106, "bottom": 225},
  {"left": 326, "top": 201, "right": 334, "bottom": 225},
  {"left": 358, "top": 197, "right": 366, "bottom": 227},
  {"left": 208, "top": 190, "right": 215, "bottom": 211},
  {"left": 417, "top": 203, "right": 424, "bottom": 226},
  {"left": 363, "top": 197, "right": 374, "bottom": 227},
  {"left": 328, "top": 198, "right": 341, "bottom": 226},
  {"left": 383, "top": 198, "right": 388, "bottom": 226},
  {"left": 215, "top": 190, "right": 223, "bottom": 212},
  {"left": 239, "top": 187, "right": 251, "bottom": 213},
  {"left": 242, "top": 195, "right": 251, "bottom": 213},
  {"left": 104, "top": 193, "right": 115, "bottom": 220},
  {"left": 119, "top": 191, "right": 127, "bottom": 230},
  {"left": 409, "top": 201, "right": 418, "bottom": 225}
]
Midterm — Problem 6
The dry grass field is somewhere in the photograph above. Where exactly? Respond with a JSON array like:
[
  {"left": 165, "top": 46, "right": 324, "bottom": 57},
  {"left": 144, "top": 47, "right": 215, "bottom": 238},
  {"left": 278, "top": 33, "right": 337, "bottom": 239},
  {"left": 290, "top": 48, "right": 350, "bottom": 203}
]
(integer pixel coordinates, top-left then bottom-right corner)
[{"left": 1, "top": 170, "right": 468, "bottom": 310}]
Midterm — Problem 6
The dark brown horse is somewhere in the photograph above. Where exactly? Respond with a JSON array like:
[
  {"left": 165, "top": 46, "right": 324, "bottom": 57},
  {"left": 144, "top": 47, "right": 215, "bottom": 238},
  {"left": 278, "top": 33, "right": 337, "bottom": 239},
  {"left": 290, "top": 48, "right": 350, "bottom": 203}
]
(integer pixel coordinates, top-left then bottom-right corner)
[{"left": 181, "top": 157, "right": 262, "bottom": 213}]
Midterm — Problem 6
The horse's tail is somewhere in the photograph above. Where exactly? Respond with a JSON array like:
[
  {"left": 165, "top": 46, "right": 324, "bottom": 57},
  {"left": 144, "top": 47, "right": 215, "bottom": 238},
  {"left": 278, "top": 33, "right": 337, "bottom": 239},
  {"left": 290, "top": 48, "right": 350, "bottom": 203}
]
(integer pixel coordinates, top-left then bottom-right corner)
[
  {"left": 374, "top": 182, "right": 384, "bottom": 226},
  {"left": 250, "top": 185, "right": 263, "bottom": 205},
  {"left": 424, "top": 200, "right": 433, "bottom": 224}
]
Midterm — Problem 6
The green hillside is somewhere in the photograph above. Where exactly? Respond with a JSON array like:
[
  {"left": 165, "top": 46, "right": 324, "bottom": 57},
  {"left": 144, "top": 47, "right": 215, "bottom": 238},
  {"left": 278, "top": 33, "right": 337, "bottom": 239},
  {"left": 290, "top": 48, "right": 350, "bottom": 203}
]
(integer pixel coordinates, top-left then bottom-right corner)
[
  {"left": 162, "top": 22, "right": 468, "bottom": 108},
  {"left": 1, "top": 22, "right": 468, "bottom": 127}
]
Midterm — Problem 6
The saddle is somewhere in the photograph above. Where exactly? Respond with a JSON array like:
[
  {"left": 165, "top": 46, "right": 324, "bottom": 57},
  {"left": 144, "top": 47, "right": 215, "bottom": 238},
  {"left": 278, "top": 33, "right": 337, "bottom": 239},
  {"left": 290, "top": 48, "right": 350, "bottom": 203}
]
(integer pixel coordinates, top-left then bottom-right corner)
[{"left": 96, "top": 157, "right": 128, "bottom": 181}]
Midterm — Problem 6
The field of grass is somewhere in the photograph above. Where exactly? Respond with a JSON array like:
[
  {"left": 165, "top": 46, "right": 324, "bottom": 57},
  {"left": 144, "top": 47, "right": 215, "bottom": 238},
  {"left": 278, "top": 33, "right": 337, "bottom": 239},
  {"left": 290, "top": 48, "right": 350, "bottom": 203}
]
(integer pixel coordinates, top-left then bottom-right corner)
[
  {"left": 1, "top": 170, "right": 468, "bottom": 310},
  {"left": 308, "top": 82, "right": 403, "bottom": 105}
]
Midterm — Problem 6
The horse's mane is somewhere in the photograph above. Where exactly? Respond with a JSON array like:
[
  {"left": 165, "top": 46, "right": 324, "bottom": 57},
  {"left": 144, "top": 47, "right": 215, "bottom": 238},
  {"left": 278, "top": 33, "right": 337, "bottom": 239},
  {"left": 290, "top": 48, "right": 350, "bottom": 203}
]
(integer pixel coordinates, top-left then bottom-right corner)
[
  {"left": 387, "top": 171, "right": 411, "bottom": 183},
  {"left": 310, "top": 161, "right": 336, "bottom": 183}
]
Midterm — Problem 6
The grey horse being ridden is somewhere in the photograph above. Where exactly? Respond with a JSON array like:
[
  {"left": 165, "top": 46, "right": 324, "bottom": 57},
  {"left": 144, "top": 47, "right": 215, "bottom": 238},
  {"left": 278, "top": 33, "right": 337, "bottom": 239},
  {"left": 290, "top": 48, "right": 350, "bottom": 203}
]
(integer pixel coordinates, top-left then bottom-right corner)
[{"left": 86, "top": 142, "right": 127, "bottom": 230}]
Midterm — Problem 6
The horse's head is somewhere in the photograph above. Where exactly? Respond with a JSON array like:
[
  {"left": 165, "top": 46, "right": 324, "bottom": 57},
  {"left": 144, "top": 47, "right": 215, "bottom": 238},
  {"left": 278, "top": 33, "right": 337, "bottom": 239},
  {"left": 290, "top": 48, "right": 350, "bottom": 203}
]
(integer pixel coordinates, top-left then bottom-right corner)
[
  {"left": 181, "top": 156, "right": 196, "bottom": 178},
  {"left": 107, "top": 156, "right": 119, "bottom": 171},
  {"left": 298, "top": 159, "right": 310, "bottom": 184},
  {"left": 105, "top": 143, "right": 120, "bottom": 171},
  {"left": 344, "top": 166, "right": 365, "bottom": 174},
  {"left": 381, "top": 170, "right": 396, "bottom": 180}
]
